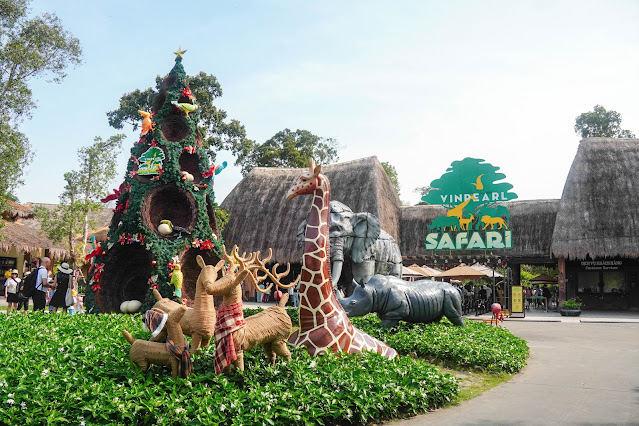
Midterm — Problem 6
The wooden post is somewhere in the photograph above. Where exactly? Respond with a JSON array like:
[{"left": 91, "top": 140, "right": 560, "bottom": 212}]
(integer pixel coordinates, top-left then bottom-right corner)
[{"left": 558, "top": 256, "right": 566, "bottom": 306}]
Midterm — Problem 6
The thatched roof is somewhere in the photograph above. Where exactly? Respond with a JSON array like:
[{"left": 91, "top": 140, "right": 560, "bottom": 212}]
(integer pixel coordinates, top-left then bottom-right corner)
[
  {"left": 0, "top": 202, "right": 116, "bottom": 260},
  {"left": 2, "top": 201, "right": 34, "bottom": 220},
  {"left": 551, "top": 138, "right": 639, "bottom": 259},
  {"left": 399, "top": 200, "right": 559, "bottom": 261},
  {"left": 0, "top": 218, "right": 69, "bottom": 259},
  {"left": 508, "top": 199, "right": 559, "bottom": 259},
  {"left": 220, "top": 156, "right": 402, "bottom": 264},
  {"left": 0, "top": 201, "right": 68, "bottom": 258}
]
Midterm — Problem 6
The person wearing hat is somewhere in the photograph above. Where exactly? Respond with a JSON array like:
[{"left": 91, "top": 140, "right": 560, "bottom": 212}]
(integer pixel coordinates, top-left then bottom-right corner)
[
  {"left": 49, "top": 262, "right": 74, "bottom": 313},
  {"left": 4, "top": 269, "right": 21, "bottom": 313}
]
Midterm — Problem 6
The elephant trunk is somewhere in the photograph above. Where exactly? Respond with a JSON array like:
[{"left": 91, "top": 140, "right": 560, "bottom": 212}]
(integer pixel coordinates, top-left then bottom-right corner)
[{"left": 331, "top": 260, "right": 343, "bottom": 291}]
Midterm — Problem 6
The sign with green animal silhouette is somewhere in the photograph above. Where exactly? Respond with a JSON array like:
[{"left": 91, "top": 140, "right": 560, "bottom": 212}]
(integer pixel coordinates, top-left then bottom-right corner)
[
  {"left": 138, "top": 146, "right": 165, "bottom": 175},
  {"left": 423, "top": 158, "right": 517, "bottom": 251}
]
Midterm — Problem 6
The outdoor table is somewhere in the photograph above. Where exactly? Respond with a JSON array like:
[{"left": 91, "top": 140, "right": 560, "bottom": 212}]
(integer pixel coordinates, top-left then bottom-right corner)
[{"left": 525, "top": 296, "right": 547, "bottom": 311}]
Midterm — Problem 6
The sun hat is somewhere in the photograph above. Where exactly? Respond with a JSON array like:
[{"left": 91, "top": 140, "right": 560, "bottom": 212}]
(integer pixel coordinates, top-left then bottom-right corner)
[
  {"left": 11, "top": 269, "right": 18, "bottom": 274},
  {"left": 58, "top": 262, "right": 73, "bottom": 274}
]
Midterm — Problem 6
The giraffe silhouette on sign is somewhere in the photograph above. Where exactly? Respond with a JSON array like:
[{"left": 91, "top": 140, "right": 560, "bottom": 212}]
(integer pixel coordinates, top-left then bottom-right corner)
[{"left": 286, "top": 160, "right": 397, "bottom": 359}]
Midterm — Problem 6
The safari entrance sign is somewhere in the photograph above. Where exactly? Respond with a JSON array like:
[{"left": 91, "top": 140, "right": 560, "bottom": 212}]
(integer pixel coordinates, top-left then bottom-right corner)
[{"left": 423, "top": 157, "right": 517, "bottom": 251}]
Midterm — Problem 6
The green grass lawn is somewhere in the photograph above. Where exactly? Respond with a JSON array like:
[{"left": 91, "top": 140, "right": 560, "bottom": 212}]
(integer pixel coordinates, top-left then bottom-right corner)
[{"left": 0, "top": 311, "right": 528, "bottom": 424}]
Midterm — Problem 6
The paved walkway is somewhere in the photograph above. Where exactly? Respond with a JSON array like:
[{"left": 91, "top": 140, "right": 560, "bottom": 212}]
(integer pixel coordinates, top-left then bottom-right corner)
[{"left": 392, "top": 310, "right": 639, "bottom": 425}]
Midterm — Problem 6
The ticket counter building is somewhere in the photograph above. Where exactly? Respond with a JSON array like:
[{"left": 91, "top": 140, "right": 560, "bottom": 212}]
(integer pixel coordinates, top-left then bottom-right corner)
[{"left": 551, "top": 138, "right": 639, "bottom": 310}]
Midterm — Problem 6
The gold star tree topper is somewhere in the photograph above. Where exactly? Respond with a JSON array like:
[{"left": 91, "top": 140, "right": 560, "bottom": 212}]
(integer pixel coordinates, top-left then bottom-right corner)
[{"left": 173, "top": 46, "right": 187, "bottom": 59}]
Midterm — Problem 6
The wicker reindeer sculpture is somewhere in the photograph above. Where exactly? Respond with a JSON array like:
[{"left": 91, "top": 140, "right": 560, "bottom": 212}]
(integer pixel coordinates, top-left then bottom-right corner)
[
  {"left": 122, "top": 305, "right": 193, "bottom": 378},
  {"left": 199, "top": 245, "right": 298, "bottom": 374},
  {"left": 149, "top": 260, "right": 225, "bottom": 352}
]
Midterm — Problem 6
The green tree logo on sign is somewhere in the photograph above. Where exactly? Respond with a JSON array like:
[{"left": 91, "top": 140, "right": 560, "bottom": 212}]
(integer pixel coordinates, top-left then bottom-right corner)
[
  {"left": 424, "top": 158, "right": 517, "bottom": 250},
  {"left": 138, "top": 146, "right": 165, "bottom": 175}
]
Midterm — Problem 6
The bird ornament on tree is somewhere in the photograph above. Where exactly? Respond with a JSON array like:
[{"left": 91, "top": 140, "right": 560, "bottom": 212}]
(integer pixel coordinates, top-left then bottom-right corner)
[
  {"left": 170, "top": 264, "right": 183, "bottom": 300},
  {"left": 138, "top": 110, "right": 154, "bottom": 136},
  {"left": 158, "top": 220, "right": 192, "bottom": 238},
  {"left": 171, "top": 101, "right": 198, "bottom": 115},
  {"left": 202, "top": 161, "right": 227, "bottom": 186}
]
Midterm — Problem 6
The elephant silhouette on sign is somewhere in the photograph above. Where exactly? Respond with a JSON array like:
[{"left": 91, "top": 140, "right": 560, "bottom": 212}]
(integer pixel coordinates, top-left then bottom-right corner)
[{"left": 298, "top": 201, "right": 402, "bottom": 296}]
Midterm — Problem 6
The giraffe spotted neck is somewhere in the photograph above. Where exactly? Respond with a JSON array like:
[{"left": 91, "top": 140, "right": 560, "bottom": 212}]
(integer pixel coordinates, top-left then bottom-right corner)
[
  {"left": 287, "top": 161, "right": 397, "bottom": 359},
  {"left": 298, "top": 174, "right": 339, "bottom": 331}
]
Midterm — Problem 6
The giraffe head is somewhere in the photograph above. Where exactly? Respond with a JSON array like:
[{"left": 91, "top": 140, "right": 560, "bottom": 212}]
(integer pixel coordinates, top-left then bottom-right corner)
[{"left": 286, "top": 159, "right": 322, "bottom": 200}]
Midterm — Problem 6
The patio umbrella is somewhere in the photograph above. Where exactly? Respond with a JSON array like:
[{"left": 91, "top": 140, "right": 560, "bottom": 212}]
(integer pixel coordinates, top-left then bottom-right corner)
[
  {"left": 470, "top": 263, "right": 504, "bottom": 278},
  {"left": 407, "top": 264, "right": 441, "bottom": 277},
  {"left": 435, "top": 264, "right": 487, "bottom": 280},
  {"left": 530, "top": 274, "right": 558, "bottom": 285},
  {"left": 402, "top": 266, "right": 426, "bottom": 280}
]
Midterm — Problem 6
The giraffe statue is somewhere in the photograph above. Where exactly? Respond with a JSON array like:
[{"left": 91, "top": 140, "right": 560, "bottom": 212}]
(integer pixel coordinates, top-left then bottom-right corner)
[{"left": 286, "top": 159, "right": 397, "bottom": 359}]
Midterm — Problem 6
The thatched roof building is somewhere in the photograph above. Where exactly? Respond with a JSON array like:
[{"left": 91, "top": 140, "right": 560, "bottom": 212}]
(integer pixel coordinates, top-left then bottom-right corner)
[
  {"left": 399, "top": 200, "right": 559, "bottom": 262},
  {"left": 220, "top": 156, "right": 401, "bottom": 264},
  {"left": 0, "top": 203, "right": 69, "bottom": 259},
  {"left": 551, "top": 138, "right": 639, "bottom": 260}
]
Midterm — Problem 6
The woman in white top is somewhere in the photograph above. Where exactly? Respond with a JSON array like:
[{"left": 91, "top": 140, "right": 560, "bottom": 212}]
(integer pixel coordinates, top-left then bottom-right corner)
[{"left": 4, "top": 269, "right": 21, "bottom": 313}]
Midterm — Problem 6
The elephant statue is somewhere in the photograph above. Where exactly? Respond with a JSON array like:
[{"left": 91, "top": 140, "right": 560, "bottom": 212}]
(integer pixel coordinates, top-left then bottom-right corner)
[{"left": 298, "top": 200, "right": 402, "bottom": 296}]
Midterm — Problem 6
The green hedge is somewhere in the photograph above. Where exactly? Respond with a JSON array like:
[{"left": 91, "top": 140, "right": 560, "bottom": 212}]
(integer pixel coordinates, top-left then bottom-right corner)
[
  {"left": 0, "top": 313, "right": 457, "bottom": 425},
  {"left": 247, "top": 308, "right": 529, "bottom": 374},
  {"left": 352, "top": 316, "right": 529, "bottom": 373}
]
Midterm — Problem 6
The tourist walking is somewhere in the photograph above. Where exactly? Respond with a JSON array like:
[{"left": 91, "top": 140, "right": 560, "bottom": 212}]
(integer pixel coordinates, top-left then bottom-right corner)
[
  {"left": 4, "top": 269, "right": 20, "bottom": 313},
  {"left": 49, "top": 262, "right": 74, "bottom": 313},
  {"left": 32, "top": 257, "right": 52, "bottom": 312}
]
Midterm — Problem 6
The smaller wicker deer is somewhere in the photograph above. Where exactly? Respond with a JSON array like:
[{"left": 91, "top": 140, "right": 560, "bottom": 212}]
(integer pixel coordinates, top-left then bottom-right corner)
[
  {"left": 200, "top": 245, "right": 299, "bottom": 373},
  {"left": 122, "top": 305, "right": 192, "bottom": 378},
  {"left": 150, "top": 259, "right": 227, "bottom": 352}
]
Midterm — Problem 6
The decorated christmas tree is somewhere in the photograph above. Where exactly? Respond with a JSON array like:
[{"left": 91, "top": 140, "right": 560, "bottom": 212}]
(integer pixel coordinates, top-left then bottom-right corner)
[{"left": 85, "top": 49, "right": 223, "bottom": 313}]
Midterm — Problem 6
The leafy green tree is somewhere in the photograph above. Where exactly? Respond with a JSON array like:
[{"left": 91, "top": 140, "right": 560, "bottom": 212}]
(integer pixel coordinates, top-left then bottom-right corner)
[
  {"left": 214, "top": 203, "right": 230, "bottom": 236},
  {"left": 36, "top": 135, "right": 125, "bottom": 264},
  {"left": 574, "top": 105, "right": 635, "bottom": 138},
  {"left": 0, "top": 119, "right": 30, "bottom": 203},
  {"left": 236, "top": 128, "right": 339, "bottom": 176},
  {"left": 381, "top": 161, "right": 400, "bottom": 196},
  {"left": 0, "top": 0, "right": 82, "bottom": 206},
  {"left": 107, "top": 72, "right": 251, "bottom": 160}
]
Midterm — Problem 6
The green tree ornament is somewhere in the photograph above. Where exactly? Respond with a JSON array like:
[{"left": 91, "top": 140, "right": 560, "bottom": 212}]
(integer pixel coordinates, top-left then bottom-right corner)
[{"left": 85, "top": 52, "right": 223, "bottom": 314}]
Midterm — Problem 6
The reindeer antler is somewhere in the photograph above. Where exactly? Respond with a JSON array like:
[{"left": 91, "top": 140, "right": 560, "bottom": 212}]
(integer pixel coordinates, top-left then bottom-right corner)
[{"left": 250, "top": 261, "right": 300, "bottom": 290}]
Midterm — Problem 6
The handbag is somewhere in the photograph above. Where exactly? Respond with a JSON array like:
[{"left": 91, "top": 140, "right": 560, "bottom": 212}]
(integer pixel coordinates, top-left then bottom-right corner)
[{"left": 65, "top": 287, "right": 74, "bottom": 307}]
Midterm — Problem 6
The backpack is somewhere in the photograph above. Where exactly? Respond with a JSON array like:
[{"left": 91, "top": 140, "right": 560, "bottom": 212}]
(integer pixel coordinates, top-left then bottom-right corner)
[{"left": 19, "top": 269, "right": 39, "bottom": 298}]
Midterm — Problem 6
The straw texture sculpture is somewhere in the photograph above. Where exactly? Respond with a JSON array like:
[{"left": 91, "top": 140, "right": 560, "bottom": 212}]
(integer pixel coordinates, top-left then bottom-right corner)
[
  {"left": 122, "top": 305, "right": 191, "bottom": 378},
  {"left": 149, "top": 260, "right": 221, "bottom": 352},
  {"left": 199, "top": 246, "right": 297, "bottom": 373}
]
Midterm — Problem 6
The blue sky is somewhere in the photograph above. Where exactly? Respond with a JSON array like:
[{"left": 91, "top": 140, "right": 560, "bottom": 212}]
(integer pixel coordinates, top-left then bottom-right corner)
[{"left": 18, "top": 0, "right": 639, "bottom": 206}]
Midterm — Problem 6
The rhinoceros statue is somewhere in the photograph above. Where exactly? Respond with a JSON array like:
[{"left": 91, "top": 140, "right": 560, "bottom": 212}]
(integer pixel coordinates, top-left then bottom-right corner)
[{"left": 339, "top": 275, "right": 465, "bottom": 328}]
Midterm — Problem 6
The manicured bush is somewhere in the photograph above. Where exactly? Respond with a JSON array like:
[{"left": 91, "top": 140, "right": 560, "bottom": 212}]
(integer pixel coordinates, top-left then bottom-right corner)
[
  {"left": 0, "top": 313, "right": 457, "bottom": 425},
  {"left": 352, "top": 316, "right": 529, "bottom": 373}
]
